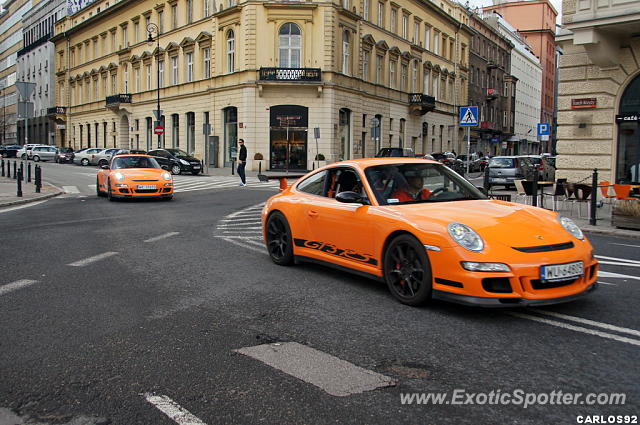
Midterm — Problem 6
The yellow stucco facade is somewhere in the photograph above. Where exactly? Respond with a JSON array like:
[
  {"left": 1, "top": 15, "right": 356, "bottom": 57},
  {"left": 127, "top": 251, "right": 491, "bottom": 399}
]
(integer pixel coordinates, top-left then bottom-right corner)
[{"left": 53, "top": 0, "right": 471, "bottom": 170}]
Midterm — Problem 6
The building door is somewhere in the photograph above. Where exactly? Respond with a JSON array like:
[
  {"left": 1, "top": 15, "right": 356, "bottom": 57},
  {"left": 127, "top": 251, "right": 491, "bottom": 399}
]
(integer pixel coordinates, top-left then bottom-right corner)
[
  {"left": 223, "top": 107, "right": 237, "bottom": 167},
  {"left": 270, "top": 105, "right": 308, "bottom": 170},
  {"left": 119, "top": 115, "right": 129, "bottom": 149},
  {"left": 616, "top": 74, "right": 640, "bottom": 184},
  {"left": 339, "top": 108, "right": 351, "bottom": 160}
]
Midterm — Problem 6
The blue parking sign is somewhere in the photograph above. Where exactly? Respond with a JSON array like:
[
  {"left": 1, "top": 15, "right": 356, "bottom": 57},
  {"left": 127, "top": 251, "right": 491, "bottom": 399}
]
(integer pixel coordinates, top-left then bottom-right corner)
[
  {"left": 537, "top": 123, "right": 550, "bottom": 136},
  {"left": 459, "top": 107, "right": 478, "bottom": 127}
]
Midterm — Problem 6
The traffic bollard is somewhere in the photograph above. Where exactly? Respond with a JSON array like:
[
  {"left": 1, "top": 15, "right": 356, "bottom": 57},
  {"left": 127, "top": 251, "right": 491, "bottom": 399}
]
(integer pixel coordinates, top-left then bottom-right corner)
[
  {"left": 13, "top": 161, "right": 17, "bottom": 179},
  {"left": 27, "top": 162, "right": 32, "bottom": 183},
  {"left": 483, "top": 166, "right": 490, "bottom": 193},
  {"left": 1, "top": 159, "right": 4, "bottom": 177},
  {"left": 35, "top": 165, "right": 41, "bottom": 193},
  {"left": 590, "top": 168, "right": 598, "bottom": 226},
  {"left": 532, "top": 168, "right": 539, "bottom": 207},
  {"left": 17, "top": 168, "right": 22, "bottom": 197}
]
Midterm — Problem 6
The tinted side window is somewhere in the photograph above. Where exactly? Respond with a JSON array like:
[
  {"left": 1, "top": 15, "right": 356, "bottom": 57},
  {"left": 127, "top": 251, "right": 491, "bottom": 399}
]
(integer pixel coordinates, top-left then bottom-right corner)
[{"left": 297, "top": 170, "right": 327, "bottom": 196}]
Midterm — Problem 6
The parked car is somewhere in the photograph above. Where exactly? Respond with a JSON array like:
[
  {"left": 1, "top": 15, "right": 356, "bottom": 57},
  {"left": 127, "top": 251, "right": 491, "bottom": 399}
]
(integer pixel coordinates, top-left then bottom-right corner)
[
  {"left": 147, "top": 148, "right": 202, "bottom": 175},
  {"left": 456, "top": 153, "right": 481, "bottom": 172},
  {"left": 487, "top": 156, "right": 527, "bottom": 189},
  {"left": 129, "top": 149, "right": 147, "bottom": 154},
  {"left": 375, "top": 147, "right": 415, "bottom": 158},
  {"left": 520, "top": 155, "right": 556, "bottom": 182},
  {"left": 0, "top": 145, "right": 22, "bottom": 158},
  {"left": 29, "top": 146, "right": 58, "bottom": 162},
  {"left": 475, "top": 156, "right": 489, "bottom": 171},
  {"left": 92, "top": 148, "right": 129, "bottom": 166},
  {"left": 432, "top": 152, "right": 464, "bottom": 174},
  {"left": 73, "top": 148, "right": 106, "bottom": 166},
  {"left": 55, "top": 147, "right": 75, "bottom": 163},
  {"left": 17, "top": 144, "right": 43, "bottom": 159}
]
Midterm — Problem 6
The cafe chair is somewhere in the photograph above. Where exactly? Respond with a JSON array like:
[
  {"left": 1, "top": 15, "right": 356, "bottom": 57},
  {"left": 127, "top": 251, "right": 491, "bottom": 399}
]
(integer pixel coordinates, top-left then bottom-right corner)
[
  {"left": 542, "top": 179, "right": 567, "bottom": 211},
  {"left": 598, "top": 180, "right": 616, "bottom": 204},
  {"left": 513, "top": 180, "right": 531, "bottom": 204},
  {"left": 613, "top": 184, "right": 636, "bottom": 201},
  {"left": 520, "top": 180, "right": 541, "bottom": 206}
]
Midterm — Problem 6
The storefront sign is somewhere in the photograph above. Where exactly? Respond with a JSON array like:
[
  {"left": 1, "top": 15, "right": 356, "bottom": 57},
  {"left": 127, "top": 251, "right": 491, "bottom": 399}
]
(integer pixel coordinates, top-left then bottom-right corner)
[
  {"left": 270, "top": 105, "right": 308, "bottom": 127},
  {"left": 615, "top": 114, "right": 640, "bottom": 123},
  {"left": 571, "top": 98, "right": 597, "bottom": 109}
]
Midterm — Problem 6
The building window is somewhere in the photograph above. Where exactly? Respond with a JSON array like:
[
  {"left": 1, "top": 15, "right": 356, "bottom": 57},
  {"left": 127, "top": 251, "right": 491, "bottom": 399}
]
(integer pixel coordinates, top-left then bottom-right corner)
[
  {"left": 390, "top": 8, "right": 397, "bottom": 33},
  {"left": 122, "top": 26, "right": 128, "bottom": 48},
  {"left": 399, "top": 118, "right": 405, "bottom": 148},
  {"left": 432, "top": 74, "right": 438, "bottom": 100},
  {"left": 186, "top": 112, "right": 195, "bottom": 154},
  {"left": 402, "top": 15, "right": 408, "bottom": 39},
  {"left": 389, "top": 59, "right": 396, "bottom": 89},
  {"left": 342, "top": 30, "right": 350, "bottom": 75},
  {"left": 423, "top": 69, "right": 430, "bottom": 95},
  {"left": 171, "top": 56, "right": 178, "bottom": 84},
  {"left": 111, "top": 32, "right": 116, "bottom": 51},
  {"left": 203, "top": 48, "right": 211, "bottom": 78},
  {"left": 226, "top": 29, "right": 235, "bottom": 73},
  {"left": 123, "top": 65, "right": 129, "bottom": 92},
  {"left": 363, "top": 0, "right": 369, "bottom": 20},
  {"left": 400, "top": 63, "right": 407, "bottom": 91},
  {"left": 158, "top": 60, "right": 164, "bottom": 88},
  {"left": 375, "top": 54, "right": 383, "bottom": 84},
  {"left": 362, "top": 50, "right": 370, "bottom": 81},
  {"left": 171, "top": 5, "right": 178, "bottom": 29},
  {"left": 187, "top": 0, "right": 193, "bottom": 24},
  {"left": 279, "top": 23, "right": 301, "bottom": 68},
  {"left": 411, "top": 60, "right": 417, "bottom": 92},
  {"left": 146, "top": 64, "right": 151, "bottom": 89},
  {"left": 339, "top": 108, "right": 351, "bottom": 160},
  {"left": 135, "top": 67, "right": 140, "bottom": 92},
  {"left": 171, "top": 114, "right": 179, "bottom": 148},
  {"left": 450, "top": 39, "right": 454, "bottom": 61},
  {"left": 342, "top": 0, "right": 349, "bottom": 9},
  {"left": 111, "top": 74, "right": 117, "bottom": 94},
  {"left": 433, "top": 32, "right": 439, "bottom": 55},
  {"left": 134, "top": 21, "right": 139, "bottom": 43},
  {"left": 158, "top": 10, "right": 164, "bottom": 33},
  {"left": 377, "top": 2, "right": 384, "bottom": 27},
  {"left": 186, "top": 52, "right": 193, "bottom": 82},
  {"left": 204, "top": 0, "right": 209, "bottom": 17},
  {"left": 414, "top": 22, "right": 420, "bottom": 44}
]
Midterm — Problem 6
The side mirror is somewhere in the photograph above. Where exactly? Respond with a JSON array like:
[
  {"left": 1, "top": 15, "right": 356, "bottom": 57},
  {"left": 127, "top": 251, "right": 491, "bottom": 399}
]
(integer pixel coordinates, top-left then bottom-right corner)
[
  {"left": 336, "top": 191, "right": 364, "bottom": 204},
  {"left": 101, "top": 164, "right": 109, "bottom": 170}
]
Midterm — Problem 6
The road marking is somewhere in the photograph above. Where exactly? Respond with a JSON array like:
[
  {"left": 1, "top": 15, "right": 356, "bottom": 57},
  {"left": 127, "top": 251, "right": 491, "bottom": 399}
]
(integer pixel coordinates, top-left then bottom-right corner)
[
  {"left": 530, "top": 309, "right": 640, "bottom": 337},
  {"left": 144, "top": 394, "right": 207, "bottom": 425},
  {"left": 219, "top": 217, "right": 262, "bottom": 222},
  {"left": 0, "top": 200, "right": 49, "bottom": 214},
  {"left": 234, "top": 342, "right": 395, "bottom": 397},
  {"left": 0, "top": 279, "right": 38, "bottom": 296},
  {"left": 67, "top": 252, "right": 118, "bottom": 267},
  {"left": 598, "top": 261, "right": 640, "bottom": 268},
  {"left": 595, "top": 255, "right": 640, "bottom": 265},
  {"left": 509, "top": 312, "right": 640, "bottom": 347},
  {"left": 144, "top": 232, "right": 180, "bottom": 243},
  {"left": 598, "top": 271, "right": 640, "bottom": 281},
  {"left": 217, "top": 222, "right": 262, "bottom": 227},
  {"left": 598, "top": 281, "right": 616, "bottom": 286},
  {"left": 610, "top": 243, "right": 640, "bottom": 248},
  {"left": 217, "top": 237, "right": 266, "bottom": 254},
  {"left": 62, "top": 185, "right": 80, "bottom": 193}
]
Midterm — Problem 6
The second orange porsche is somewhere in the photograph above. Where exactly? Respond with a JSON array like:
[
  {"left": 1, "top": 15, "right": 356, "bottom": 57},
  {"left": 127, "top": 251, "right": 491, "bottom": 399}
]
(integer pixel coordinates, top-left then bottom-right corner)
[{"left": 96, "top": 154, "right": 174, "bottom": 201}]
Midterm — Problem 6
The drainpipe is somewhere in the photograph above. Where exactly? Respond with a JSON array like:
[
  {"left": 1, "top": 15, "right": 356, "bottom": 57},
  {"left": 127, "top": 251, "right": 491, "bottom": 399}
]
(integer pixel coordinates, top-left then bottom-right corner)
[{"left": 454, "top": 21, "right": 461, "bottom": 154}]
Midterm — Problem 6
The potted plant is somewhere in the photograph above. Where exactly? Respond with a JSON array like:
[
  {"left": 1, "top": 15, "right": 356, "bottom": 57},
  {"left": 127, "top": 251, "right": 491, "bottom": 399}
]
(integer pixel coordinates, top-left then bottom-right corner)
[
  {"left": 313, "top": 153, "right": 326, "bottom": 169},
  {"left": 253, "top": 152, "right": 266, "bottom": 172},
  {"left": 612, "top": 199, "right": 640, "bottom": 230}
]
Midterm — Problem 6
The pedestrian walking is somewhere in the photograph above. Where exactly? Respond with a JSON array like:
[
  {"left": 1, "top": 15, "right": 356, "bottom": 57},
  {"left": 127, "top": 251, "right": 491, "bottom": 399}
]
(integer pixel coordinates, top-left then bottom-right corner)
[{"left": 237, "top": 138, "right": 247, "bottom": 186}]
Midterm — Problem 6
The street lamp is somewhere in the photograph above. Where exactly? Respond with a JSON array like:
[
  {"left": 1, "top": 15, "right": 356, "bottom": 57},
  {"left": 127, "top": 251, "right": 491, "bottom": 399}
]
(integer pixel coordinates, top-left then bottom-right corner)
[{"left": 147, "top": 23, "right": 162, "bottom": 149}]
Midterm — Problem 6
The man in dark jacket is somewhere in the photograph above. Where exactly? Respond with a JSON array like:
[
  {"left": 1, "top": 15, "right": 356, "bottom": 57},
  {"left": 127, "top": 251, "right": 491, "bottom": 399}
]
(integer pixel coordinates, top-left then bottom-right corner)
[{"left": 237, "top": 138, "right": 247, "bottom": 186}]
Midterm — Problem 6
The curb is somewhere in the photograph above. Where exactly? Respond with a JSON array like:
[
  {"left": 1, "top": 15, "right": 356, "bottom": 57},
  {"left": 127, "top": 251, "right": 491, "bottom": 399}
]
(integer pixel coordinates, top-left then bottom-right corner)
[
  {"left": 583, "top": 227, "right": 640, "bottom": 239},
  {"left": 0, "top": 185, "right": 64, "bottom": 208}
]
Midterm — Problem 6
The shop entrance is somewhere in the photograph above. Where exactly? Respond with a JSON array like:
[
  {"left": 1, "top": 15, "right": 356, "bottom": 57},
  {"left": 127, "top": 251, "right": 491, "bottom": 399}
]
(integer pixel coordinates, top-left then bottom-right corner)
[{"left": 270, "top": 105, "right": 308, "bottom": 170}]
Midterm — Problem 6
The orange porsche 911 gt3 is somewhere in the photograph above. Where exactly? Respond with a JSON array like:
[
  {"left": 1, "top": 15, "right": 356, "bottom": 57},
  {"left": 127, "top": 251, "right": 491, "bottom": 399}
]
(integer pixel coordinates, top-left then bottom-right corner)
[
  {"left": 96, "top": 154, "right": 174, "bottom": 201},
  {"left": 262, "top": 158, "right": 598, "bottom": 307}
]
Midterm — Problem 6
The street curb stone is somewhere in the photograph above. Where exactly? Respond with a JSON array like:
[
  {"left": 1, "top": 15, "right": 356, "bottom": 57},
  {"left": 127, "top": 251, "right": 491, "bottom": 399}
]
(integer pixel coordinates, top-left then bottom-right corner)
[{"left": 0, "top": 184, "right": 63, "bottom": 208}]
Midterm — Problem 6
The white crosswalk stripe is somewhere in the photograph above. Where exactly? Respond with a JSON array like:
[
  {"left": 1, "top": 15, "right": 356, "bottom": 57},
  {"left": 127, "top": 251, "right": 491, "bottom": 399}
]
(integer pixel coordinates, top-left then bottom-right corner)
[
  {"left": 214, "top": 202, "right": 265, "bottom": 253},
  {"left": 173, "top": 175, "right": 280, "bottom": 193}
]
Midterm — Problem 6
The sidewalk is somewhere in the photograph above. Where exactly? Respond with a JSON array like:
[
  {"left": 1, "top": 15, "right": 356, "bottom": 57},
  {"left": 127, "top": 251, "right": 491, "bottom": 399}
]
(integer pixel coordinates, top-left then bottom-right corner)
[{"left": 0, "top": 175, "right": 63, "bottom": 208}]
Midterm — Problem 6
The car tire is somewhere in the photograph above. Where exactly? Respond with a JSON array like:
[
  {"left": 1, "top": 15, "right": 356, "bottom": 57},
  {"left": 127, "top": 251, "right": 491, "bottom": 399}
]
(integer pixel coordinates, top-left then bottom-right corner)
[
  {"left": 107, "top": 179, "right": 116, "bottom": 202},
  {"left": 33, "top": 155, "right": 40, "bottom": 162},
  {"left": 170, "top": 164, "right": 181, "bottom": 175},
  {"left": 383, "top": 234, "right": 432, "bottom": 306},
  {"left": 99, "top": 159, "right": 108, "bottom": 167},
  {"left": 21, "top": 154, "right": 26, "bottom": 159},
  {"left": 266, "top": 211, "right": 294, "bottom": 266},
  {"left": 81, "top": 158, "right": 89, "bottom": 166},
  {"left": 96, "top": 177, "right": 106, "bottom": 197}
]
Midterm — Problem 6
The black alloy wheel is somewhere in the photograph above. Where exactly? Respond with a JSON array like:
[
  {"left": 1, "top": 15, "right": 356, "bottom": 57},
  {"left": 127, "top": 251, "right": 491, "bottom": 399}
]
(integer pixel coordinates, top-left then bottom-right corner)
[
  {"left": 171, "top": 164, "right": 181, "bottom": 175},
  {"left": 383, "top": 234, "right": 432, "bottom": 306},
  {"left": 266, "top": 212, "right": 294, "bottom": 266}
]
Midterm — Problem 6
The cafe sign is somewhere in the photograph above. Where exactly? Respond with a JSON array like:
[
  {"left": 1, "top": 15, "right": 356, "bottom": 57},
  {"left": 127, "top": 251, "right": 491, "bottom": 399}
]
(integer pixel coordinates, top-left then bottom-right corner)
[
  {"left": 615, "top": 114, "right": 640, "bottom": 123},
  {"left": 571, "top": 98, "right": 597, "bottom": 109}
]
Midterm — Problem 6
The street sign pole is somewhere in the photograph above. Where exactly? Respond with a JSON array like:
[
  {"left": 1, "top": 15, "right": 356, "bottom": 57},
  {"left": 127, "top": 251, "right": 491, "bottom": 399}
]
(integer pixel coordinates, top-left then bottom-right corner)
[
  {"left": 466, "top": 126, "right": 471, "bottom": 175},
  {"left": 313, "top": 127, "right": 320, "bottom": 169},
  {"left": 459, "top": 106, "right": 479, "bottom": 175}
]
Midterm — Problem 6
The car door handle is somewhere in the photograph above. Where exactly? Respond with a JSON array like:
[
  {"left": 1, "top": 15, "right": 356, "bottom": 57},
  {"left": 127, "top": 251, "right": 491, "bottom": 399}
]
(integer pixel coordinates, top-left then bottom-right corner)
[{"left": 307, "top": 210, "right": 319, "bottom": 218}]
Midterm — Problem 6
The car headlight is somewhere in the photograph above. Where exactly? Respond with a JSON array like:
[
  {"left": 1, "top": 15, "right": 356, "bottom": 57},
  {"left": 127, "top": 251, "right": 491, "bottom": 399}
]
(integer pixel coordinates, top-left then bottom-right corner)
[
  {"left": 162, "top": 172, "right": 172, "bottom": 181},
  {"left": 179, "top": 159, "right": 189, "bottom": 165},
  {"left": 558, "top": 216, "right": 583, "bottom": 240},
  {"left": 114, "top": 172, "right": 125, "bottom": 182},
  {"left": 448, "top": 222, "right": 484, "bottom": 252}
]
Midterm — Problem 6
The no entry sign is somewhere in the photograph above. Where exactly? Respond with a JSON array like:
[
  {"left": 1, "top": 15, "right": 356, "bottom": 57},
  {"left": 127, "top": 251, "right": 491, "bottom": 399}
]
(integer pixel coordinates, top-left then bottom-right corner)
[{"left": 154, "top": 125, "right": 164, "bottom": 135}]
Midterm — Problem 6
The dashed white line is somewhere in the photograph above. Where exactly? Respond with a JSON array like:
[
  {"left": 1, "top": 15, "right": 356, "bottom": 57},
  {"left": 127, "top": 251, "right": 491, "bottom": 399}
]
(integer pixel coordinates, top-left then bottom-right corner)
[
  {"left": 0, "top": 280, "right": 38, "bottom": 296},
  {"left": 509, "top": 312, "right": 640, "bottom": 347},
  {"left": 144, "top": 232, "right": 180, "bottom": 243},
  {"left": 144, "top": 394, "right": 207, "bottom": 425},
  {"left": 609, "top": 243, "right": 640, "bottom": 249},
  {"left": 530, "top": 309, "right": 640, "bottom": 337},
  {"left": 0, "top": 199, "right": 49, "bottom": 214},
  {"left": 598, "top": 271, "right": 640, "bottom": 281},
  {"left": 67, "top": 252, "right": 118, "bottom": 267},
  {"left": 217, "top": 237, "right": 266, "bottom": 254},
  {"left": 595, "top": 255, "right": 640, "bottom": 265}
]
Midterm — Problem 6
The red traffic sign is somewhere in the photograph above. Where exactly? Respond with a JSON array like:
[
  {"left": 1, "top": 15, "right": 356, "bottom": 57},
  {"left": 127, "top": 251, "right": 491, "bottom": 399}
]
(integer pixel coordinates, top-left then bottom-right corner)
[{"left": 154, "top": 125, "right": 164, "bottom": 135}]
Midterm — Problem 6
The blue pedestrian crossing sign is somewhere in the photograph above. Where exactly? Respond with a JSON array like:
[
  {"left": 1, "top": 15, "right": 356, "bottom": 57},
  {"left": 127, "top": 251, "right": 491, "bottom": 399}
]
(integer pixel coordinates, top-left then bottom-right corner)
[
  {"left": 537, "top": 123, "right": 550, "bottom": 136},
  {"left": 459, "top": 106, "right": 479, "bottom": 127}
]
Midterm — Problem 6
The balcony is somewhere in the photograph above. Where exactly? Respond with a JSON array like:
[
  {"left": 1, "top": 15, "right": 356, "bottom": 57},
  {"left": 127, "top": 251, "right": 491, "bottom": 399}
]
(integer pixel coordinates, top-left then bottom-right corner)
[
  {"left": 46, "top": 106, "right": 66, "bottom": 116},
  {"left": 487, "top": 60, "right": 498, "bottom": 70},
  {"left": 408, "top": 93, "right": 436, "bottom": 115},
  {"left": 486, "top": 88, "right": 498, "bottom": 101},
  {"left": 106, "top": 94, "right": 132, "bottom": 109},
  {"left": 258, "top": 68, "right": 321, "bottom": 82}
]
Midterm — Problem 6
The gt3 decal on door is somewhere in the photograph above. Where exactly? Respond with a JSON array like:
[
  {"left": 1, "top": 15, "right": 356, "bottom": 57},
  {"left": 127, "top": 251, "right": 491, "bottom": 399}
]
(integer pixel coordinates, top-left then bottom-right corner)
[{"left": 294, "top": 239, "right": 378, "bottom": 265}]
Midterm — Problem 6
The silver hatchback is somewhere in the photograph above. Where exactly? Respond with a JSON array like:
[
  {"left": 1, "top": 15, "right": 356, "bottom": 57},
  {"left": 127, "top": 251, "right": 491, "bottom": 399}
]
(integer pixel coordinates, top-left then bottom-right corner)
[
  {"left": 488, "top": 156, "right": 527, "bottom": 189},
  {"left": 29, "top": 146, "right": 57, "bottom": 162},
  {"left": 91, "top": 148, "right": 129, "bottom": 166},
  {"left": 73, "top": 148, "right": 106, "bottom": 166}
]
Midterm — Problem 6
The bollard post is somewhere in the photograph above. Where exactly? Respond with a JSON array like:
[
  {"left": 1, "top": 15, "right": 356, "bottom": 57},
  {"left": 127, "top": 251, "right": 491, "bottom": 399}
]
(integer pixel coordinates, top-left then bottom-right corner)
[
  {"left": 532, "top": 168, "right": 538, "bottom": 207},
  {"left": 35, "top": 165, "right": 41, "bottom": 193},
  {"left": 27, "top": 161, "right": 32, "bottom": 183},
  {"left": 17, "top": 167, "right": 22, "bottom": 197},
  {"left": 259, "top": 161, "right": 262, "bottom": 174},
  {"left": 483, "top": 166, "right": 490, "bottom": 193},
  {"left": 590, "top": 168, "right": 598, "bottom": 226},
  {"left": 13, "top": 161, "right": 17, "bottom": 179},
  {"left": 1, "top": 159, "right": 4, "bottom": 177}
]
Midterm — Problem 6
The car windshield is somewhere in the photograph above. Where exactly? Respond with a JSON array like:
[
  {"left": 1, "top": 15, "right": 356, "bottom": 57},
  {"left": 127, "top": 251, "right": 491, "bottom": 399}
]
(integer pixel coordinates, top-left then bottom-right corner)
[
  {"left": 166, "top": 148, "right": 189, "bottom": 158},
  {"left": 112, "top": 156, "right": 161, "bottom": 169},
  {"left": 365, "top": 162, "right": 486, "bottom": 205},
  {"left": 489, "top": 158, "right": 515, "bottom": 168}
]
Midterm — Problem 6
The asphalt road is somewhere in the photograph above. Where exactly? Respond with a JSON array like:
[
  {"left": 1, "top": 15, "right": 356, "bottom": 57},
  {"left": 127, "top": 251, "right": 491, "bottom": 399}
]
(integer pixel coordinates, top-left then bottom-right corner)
[{"left": 0, "top": 164, "right": 638, "bottom": 425}]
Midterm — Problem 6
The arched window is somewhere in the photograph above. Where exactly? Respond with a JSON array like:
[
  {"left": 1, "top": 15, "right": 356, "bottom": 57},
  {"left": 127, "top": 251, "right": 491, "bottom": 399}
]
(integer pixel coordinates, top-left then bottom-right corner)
[
  {"left": 342, "top": 30, "right": 350, "bottom": 75},
  {"left": 279, "top": 23, "right": 301, "bottom": 68},
  {"left": 226, "top": 29, "right": 235, "bottom": 73}
]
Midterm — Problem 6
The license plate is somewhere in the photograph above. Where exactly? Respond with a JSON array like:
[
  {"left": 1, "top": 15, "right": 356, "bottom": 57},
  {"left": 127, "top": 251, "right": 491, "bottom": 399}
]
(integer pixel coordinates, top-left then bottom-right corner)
[
  {"left": 136, "top": 185, "right": 156, "bottom": 190},
  {"left": 540, "top": 261, "right": 583, "bottom": 282},
  {"left": 493, "top": 178, "right": 507, "bottom": 183},
  {"left": 192, "top": 165, "right": 200, "bottom": 169}
]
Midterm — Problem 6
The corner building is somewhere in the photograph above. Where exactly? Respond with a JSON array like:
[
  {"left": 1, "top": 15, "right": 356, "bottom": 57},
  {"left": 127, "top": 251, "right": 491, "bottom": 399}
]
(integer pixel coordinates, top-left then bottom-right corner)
[{"left": 52, "top": 0, "right": 471, "bottom": 171}]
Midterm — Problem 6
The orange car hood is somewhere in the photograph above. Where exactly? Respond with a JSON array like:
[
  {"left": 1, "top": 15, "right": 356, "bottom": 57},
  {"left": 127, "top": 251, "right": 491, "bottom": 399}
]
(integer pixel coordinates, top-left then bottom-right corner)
[{"left": 383, "top": 200, "right": 570, "bottom": 247}]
